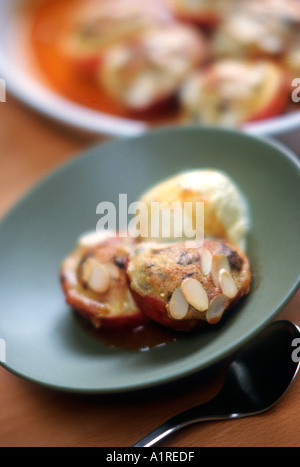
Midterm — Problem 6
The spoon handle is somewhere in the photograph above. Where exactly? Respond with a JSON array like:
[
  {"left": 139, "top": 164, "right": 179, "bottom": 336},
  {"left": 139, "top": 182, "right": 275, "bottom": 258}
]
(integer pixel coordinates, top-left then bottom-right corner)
[{"left": 133, "top": 401, "right": 229, "bottom": 447}]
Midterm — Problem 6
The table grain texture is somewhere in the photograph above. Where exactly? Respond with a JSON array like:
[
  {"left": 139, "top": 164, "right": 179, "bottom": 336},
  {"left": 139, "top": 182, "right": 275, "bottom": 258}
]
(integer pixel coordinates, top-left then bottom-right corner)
[{"left": 0, "top": 96, "right": 299, "bottom": 448}]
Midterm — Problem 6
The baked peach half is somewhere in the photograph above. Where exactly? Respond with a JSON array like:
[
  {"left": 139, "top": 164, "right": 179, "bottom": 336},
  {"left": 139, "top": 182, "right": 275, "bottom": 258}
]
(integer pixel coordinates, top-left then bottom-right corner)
[
  {"left": 60, "top": 232, "right": 146, "bottom": 329},
  {"left": 99, "top": 23, "right": 209, "bottom": 113},
  {"left": 126, "top": 240, "right": 251, "bottom": 331},
  {"left": 59, "top": 0, "right": 172, "bottom": 78},
  {"left": 180, "top": 60, "right": 289, "bottom": 126},
  {"left": 212, "top": 0, "right": 300, "bottom": 59}
]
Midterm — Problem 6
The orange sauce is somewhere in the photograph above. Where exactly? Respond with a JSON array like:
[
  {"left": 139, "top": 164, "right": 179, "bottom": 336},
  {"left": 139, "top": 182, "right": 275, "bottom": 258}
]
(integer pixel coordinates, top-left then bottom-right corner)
[{"left": 27, "top": 0, "right": 180, "bottom": 124}]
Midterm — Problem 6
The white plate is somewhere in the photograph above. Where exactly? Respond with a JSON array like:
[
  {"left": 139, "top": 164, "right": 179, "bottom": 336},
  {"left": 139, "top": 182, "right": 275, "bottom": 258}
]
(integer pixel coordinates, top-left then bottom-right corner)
[{"left": 0, "top": 0, "right": 300, "bottom": 150}]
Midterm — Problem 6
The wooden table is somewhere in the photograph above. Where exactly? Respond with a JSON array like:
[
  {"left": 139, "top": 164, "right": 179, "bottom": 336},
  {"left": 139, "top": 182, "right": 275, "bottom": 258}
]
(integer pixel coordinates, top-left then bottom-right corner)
[{"left": 0, "top": 96, "right": 299, "bottom": 448}]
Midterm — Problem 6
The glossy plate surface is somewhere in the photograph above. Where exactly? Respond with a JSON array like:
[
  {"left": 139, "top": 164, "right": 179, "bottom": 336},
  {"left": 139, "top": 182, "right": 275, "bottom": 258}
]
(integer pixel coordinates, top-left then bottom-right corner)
[{"left": 0, "top": 126, "right": 299, "bottom": 393}]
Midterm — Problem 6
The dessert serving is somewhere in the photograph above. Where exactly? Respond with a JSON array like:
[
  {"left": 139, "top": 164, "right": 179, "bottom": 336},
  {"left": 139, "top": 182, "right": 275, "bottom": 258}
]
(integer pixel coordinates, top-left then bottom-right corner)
[
  {"left": 60, "top": 170, "right": 252, "bottom": 338},
  {"left": 126, "top": 239, "right": 251, "bottom": 331},
  {"left": 60, "top": 232, "right": 146, "bottom": 329},
  {"left": 27, "top": 0, "right": 299, "bottom": 127}
]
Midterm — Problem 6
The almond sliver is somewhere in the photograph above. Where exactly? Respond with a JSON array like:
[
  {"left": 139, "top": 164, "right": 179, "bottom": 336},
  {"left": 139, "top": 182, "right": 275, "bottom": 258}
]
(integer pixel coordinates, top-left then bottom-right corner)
[
  {"left": 219, "top": 269, "right": 238, "bottom": 299},
  {"left": 81, "top": 258, "right": 93, "bottom": 284},
  {"left": 211, "top": 254, "right": 230, "bottom": 287},
  {"left": 199, "top": 247, "right": 212, "bottom": 276},
  {"left": 169, "top": 287, "right": 190, "bottom": 320},
  {"left": 82, "top": 258, "right": 110, "bottom": 294},
  {"left": 206, "top": 294, "right": 228, "bottom": 325},
  {"left": 181, "top": 278, "right": 209, "bottom": 312}
]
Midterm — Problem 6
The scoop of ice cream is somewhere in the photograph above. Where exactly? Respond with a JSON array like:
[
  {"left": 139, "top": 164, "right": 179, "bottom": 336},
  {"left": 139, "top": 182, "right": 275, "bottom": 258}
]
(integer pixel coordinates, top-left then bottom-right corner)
[{"left": 139, "top": 170, "right": 250, "bottom": 250}]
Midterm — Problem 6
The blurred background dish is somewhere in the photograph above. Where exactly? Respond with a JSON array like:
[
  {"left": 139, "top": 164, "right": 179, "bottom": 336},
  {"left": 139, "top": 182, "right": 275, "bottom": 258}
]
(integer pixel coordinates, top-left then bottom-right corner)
[{"left": 0, "top": 0, "right": 300, "bottom": 151}]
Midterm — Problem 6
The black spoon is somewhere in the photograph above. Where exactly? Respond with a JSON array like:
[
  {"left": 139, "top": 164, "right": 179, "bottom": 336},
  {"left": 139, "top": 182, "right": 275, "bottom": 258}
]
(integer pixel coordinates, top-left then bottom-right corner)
[{"left": 134, "top": 320, "right": 300, "bottom": 447}]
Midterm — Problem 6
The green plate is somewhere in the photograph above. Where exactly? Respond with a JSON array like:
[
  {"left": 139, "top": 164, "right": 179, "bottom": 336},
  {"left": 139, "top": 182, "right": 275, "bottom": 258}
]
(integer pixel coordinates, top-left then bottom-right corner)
[{"left": 0, "top": 126, "right": 299, "bottom": 394}]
